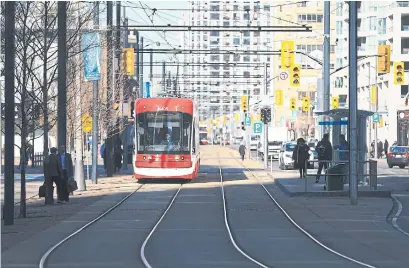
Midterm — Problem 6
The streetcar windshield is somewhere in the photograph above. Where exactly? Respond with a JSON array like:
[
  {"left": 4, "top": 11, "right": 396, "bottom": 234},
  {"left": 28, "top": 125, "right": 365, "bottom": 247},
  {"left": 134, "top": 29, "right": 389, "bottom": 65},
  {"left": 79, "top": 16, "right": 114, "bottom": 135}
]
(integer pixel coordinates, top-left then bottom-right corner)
[
  {"left": 199, "top": 133, "right": 207, "bottom": 140},
  {"left": 136, "top": 112, "right": 193, "bottom": 154}
]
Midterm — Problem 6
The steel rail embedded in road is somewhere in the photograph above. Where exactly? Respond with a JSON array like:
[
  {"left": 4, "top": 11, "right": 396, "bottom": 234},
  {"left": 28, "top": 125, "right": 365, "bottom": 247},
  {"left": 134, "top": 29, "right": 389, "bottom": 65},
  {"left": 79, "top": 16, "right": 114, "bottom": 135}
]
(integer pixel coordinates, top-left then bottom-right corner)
[
  {"left": 391, "top": 194, "right": 409, "bottom": 237},
  {"left": 140, "top": 184, "right": 183, "bottom": 268},
  {"left": 218, "top": 153, "right": 269, "bottom": 268},
  {"left": 231, "top": 153, "right": 377, "bottom": 268},
  {"left": 38, "top": 184, "right": 145, "bottom": 268}
]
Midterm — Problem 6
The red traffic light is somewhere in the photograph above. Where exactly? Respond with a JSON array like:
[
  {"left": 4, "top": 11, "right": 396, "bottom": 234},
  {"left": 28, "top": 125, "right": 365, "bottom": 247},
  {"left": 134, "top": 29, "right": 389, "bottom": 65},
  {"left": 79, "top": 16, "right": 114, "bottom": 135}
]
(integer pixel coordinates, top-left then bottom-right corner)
[
  {"left": 293, "top": 67, "right": 299, "bottom": 72},
  {"left": 397, "top": 65, "right": 403, "bottom": 70}
]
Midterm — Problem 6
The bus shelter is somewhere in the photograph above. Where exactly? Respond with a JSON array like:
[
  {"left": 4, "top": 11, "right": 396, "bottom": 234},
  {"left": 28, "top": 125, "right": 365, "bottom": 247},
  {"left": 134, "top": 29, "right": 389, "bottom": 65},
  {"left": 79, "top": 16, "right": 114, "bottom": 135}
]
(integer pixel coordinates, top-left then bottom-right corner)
[{"left": 315, "top": 109, "right": 373, "bottom": 184}]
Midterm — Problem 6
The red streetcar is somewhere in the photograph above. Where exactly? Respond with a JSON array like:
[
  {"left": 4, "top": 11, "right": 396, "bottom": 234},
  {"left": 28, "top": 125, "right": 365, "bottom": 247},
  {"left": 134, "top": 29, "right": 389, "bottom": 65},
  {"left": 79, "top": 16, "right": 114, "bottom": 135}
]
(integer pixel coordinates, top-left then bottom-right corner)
[{"left": 133, "top": 98, "right": 200, "bottom": 180}]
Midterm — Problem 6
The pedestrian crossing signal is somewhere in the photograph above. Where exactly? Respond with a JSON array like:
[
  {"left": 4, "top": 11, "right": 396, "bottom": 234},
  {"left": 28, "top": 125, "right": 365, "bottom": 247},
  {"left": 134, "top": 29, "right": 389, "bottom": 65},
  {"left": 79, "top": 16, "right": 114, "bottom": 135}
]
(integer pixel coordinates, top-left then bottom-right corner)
[
  {"left": 281, "top": 41, "right": 295, "bottom": 70},
  {"left": 290, "top": 65, "right": 300, "bottom": 87},
  {"left": 331, "top": 96, "right": 339, "bottom": 109},
  {"left": 302, "top": 97, "right": 310, "bottom": 112},
  {"left": 290, "top": 97, "right": 297, "bottom": 111}
]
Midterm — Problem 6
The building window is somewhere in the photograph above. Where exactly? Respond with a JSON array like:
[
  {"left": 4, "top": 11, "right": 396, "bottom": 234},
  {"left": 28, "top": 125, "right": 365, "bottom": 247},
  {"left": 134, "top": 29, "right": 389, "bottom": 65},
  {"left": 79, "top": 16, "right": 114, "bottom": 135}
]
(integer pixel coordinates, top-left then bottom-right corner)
[
  {"left": 233, "top": 5, "right": 239, "bottom": 11},
  {"left": 243, "top": 38, "right": 250, "bottom": 45},
  {"left": 336, "top": 21, "right": 343, "bottom": 35},
  {"left": 210, "top": 31, "right": 219, "bottom": 37},
  {"left": 378, "top": 40, "right": 387, "bottom": 45},
  {"left": 210, "top": 13, "right": 220, "bottom": 20},
  {"left": 264, "top": 4, "right": 270, "bottom": 11},
  {"left": 378, "top": 18, "right": 386, "bottom": 34},
  {"left": 369, "top": 16, "right": 377, "bottom": 31},
  {"left": 243, "top": 31, "right": 250, "bottom": 37},
  {"left": 223, "top": 21, "right": 230, "bottom": 26},
  {"left": 233, "top": 38, "right": 240, "bottom": 45},
  {"left": 243, "top": 13, "right": 249, "bottom": 20},
  {"left": 210, "top": 5, "right": 219, "bottom": 11},
  {"left": 401, "top": 85, "right": 409, "bottom": 98},
  {"left": 336, "top": 3, "right": 343, "bottom": 16},
  {"left": 243, "top": 55, "right": 250, "bottom": 62}
]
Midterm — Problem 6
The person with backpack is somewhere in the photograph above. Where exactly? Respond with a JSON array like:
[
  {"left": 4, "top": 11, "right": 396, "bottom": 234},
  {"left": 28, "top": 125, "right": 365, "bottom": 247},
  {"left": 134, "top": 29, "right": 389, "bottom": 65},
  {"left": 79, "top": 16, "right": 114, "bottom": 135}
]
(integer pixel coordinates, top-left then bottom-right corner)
[{"left": 315, "top": 133, "right": 333, "bottom": 183}]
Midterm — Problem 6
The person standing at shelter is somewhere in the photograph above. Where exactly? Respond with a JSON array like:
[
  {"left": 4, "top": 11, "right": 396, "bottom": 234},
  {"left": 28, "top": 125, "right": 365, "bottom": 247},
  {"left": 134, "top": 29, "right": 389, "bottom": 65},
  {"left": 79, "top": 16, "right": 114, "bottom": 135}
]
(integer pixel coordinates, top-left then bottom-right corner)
[
  {"left": 46, "top": 147, "right": 62, "bottom": 202},
  {"left": 315, "top": 134, "right": 333, "bottom": 183},
  {"left": 58, "top": 145, "right": 74, "bottom": 203},
  {"left": 292, "top": 138, "right": 310, "bottom": 179},
  {"left": 239, "top": 142, "right": 246, "bottom": 161}
]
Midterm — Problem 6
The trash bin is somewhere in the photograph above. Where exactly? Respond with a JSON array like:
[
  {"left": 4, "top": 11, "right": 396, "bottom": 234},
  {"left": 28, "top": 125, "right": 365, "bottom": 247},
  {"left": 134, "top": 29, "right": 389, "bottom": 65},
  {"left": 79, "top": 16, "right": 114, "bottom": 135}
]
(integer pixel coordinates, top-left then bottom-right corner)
[{"left": 325, "top": 164, "right": 345, "bottom": 191}]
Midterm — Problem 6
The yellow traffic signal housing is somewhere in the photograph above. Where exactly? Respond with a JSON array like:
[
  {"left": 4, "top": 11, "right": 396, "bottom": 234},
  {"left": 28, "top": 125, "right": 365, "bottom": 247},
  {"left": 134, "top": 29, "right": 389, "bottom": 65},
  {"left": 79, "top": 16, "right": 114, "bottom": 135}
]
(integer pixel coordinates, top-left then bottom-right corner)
[
  {"left": 122, "top": 48, "right": 135, "bottom": 76},
  {"left": 370, "top": 85, "right": 377, "bottom": 105},
  {"left": 290, "top": 97, "right": 297, "bottom": 111},
  {"left": 394, "top": 62, "right": 405, "bottom": 85},
  {"left": 290, "top": 64, "right": 301, "bottom": 87},
  {"left": 281, "top": 41, "right": 294, "bottom": 70},
  {"left": 379, "top": 116, "right": 384, "bottom": 128},
  {"left": 241, "top": 96, "right": 248, "bottom": 111},
  {"left": 377, "top": 45, "right": 390, "bottom": 74},
  {"left": 302, "top": 96, "right": 310, "bottom": 112},
  {"left": 331, "top": 96, "right": 339, "bottom": 109},
  {"left": 275, "top": 89, "right": 284, "bottom": 106}
]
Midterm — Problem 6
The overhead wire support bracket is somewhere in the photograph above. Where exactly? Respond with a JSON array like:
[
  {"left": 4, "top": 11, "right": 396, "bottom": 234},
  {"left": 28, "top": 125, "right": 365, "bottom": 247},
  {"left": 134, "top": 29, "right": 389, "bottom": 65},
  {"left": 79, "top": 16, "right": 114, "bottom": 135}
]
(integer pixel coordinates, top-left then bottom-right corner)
[{"left": 124, "top": 25, "right": 312, "bottom": 32}]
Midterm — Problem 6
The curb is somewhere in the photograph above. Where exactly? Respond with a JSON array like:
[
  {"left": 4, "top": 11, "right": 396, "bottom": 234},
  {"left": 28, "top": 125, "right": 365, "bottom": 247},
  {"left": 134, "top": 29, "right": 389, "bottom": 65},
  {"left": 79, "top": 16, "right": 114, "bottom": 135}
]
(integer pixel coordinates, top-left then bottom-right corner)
[{"left": 274, "top": 179, "right": 392, "bottom": 198}]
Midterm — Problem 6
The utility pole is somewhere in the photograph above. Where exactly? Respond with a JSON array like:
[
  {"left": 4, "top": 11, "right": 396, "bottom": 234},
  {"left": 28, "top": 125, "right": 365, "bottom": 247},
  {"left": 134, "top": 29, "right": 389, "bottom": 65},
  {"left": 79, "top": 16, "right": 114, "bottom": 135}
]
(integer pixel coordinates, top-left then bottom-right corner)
[
  {"left": 263, "top": 62, "right": 268, "bottom": 169},
  {"left": 323, "top": 1, "right": 330, "bottom": 135},
  {"left": 4, "top": 1, "right": 15, "bottom": 226},
  {"left": 57, "top": 1, "right": 67, "bottom": 148},
  {"left": 135, "top": 31, "right": 140, "bottom": 96},
  {"left": 122, "top": 6, "right": 129, "bottom": 171},
  {"left": 162, "top": 62, "right": 166, "bottom": 95},
  {"left": 0, "top": 0, "right": 3, "bottom": 187},
  {"left": 140, "top": 37, "right": 144, "bottom": 97},
  {"left": 348, "top": 1, "right": 358, "bottom": 205},
  {"left": 374, "top": 59, "right": 379, "bottom": 159},
  {"left": 105, "top": 1, "right": 114, "bottom": 177},
  {"left": 150, "top": 49, "right": 153, "bottom": 90},
  {"left": 91, "top": 2, "right": 99, "bottom": 184},
  {"left": 115, "top": 1, "right": 121, "bottom": 147},
  {"left": 74, "top": 2, "right": 85, "bottom": 191}
]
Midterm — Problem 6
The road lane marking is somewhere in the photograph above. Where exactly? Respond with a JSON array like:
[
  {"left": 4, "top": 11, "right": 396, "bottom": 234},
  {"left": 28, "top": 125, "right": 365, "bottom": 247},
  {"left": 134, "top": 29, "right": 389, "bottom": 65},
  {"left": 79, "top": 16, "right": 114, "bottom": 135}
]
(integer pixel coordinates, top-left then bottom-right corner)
[{"left": 391, "top": 194, "right": 409, "bottom": 237}]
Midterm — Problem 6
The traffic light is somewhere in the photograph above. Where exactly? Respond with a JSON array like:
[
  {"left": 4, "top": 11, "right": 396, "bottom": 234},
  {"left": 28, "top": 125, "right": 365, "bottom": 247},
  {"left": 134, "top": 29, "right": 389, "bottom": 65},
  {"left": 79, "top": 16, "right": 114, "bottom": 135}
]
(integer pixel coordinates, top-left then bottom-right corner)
[
  {"left": 241, "top": 96, "right": 248, "bottom": 112},
  {"left": 290, "top": 64, "right": 300, "bottom": 87},
  {"left": 331, "top": 96, "right": 339, "bottom": 109},
  {"left": 260, "top": 108, "right": 266, "bottom": 123},
  {"left": 302, "top": 97, "right": 310, "bottom": 112},
  {"left": 275, "top": 89, "right": 283, "bottom": 106},
  {"left": 241, "top": 121, "right": 245, "bottom": 130},
  {"left": 265, "top": 108, "right": 271, "bottom": 123},
  {"left": 370, "top": 85, "right": 377, "bottom": 105},
  {"left": 377, "top": 45, "right": 390, "bottom": 74},
  {"left": 281, "top": 41, "right": 294, "bottom": 70},
  {"left": 290, "top": 97, "right": 297, "bottom": 111},
  {"left": 379, "top": 116, "right": 384, "bottom": 128},
  {"left": 122, "top": 48, "right": 135, "bottom": 76},
  {"left": 394, "top": 62, "right": 405, "bottom": 85}
]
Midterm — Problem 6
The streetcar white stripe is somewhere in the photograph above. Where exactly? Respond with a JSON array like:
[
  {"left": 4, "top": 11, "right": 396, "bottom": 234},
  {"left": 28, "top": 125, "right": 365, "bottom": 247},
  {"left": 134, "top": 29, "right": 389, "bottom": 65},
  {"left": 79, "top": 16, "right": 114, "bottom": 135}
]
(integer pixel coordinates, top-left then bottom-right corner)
[{"left": 391, "top": 194, "right": 409, "bottom": 237}]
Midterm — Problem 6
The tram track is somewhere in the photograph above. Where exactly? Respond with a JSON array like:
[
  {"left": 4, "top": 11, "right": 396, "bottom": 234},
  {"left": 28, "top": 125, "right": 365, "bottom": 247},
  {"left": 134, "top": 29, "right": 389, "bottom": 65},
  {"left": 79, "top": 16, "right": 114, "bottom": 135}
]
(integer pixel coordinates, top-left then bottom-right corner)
[
  {"left": 38, "top": 183, "right": 146, "bottom": 268},
  {"left": 228, "top": 152, "right": 376, "bottom": 268}
]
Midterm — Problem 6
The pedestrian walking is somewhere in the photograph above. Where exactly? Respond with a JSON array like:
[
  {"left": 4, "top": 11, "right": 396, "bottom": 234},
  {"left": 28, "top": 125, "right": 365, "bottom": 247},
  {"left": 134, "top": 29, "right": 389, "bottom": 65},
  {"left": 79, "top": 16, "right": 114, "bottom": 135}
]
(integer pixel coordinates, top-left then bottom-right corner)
[
  {"left": 334, "top": 134, "right": 349, "bottom": 161},
  {"left": 114, "top": 144, "right": 123, "bottom": 173},
  {"left": 58, "top": 145, "right": 74, "bottom": 203},
  {"left": 315, "top": 134, "right": 333, "bottom": 183},
  {"left": 292, "top": 138, "right": 310, "bottom": 179},
  {"left": 239, "top": 142, "right": 246, "bottom": 161},
  {"left": 46, "top": 147, "right": 62, "bottom": 202},
  {"left": 377, "top": 140, "right": 383, "bottom": 159},
  {"left": 384, "top": 139, "right": 389, "bottom": 156}
]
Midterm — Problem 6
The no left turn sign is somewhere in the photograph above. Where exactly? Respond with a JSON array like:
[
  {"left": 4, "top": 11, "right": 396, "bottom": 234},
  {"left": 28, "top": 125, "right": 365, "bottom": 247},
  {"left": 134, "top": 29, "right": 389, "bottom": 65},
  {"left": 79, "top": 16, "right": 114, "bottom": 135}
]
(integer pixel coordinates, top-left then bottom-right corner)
[{"left": 279, "top": 72, "right": 288, "bottom": 80}]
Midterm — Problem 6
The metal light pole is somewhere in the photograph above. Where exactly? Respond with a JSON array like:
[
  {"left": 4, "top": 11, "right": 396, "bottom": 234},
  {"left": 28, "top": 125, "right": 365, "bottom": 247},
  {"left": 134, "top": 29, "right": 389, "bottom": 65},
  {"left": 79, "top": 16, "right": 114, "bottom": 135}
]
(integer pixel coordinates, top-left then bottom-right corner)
[
  {"left": 3, "top": 1, "right": 15, "bottom": 226},
  {"left": 57, "top": 1, "right": 67, "bottom": 148},
  {"left": 263, "top": 62, "right": 268, "bottom": 169},
  {"left": 91, "top": 2, "right": 99, "bottom": 184},
  {"left": 348, "top": 1, "right": 358, "bottom": 205}
]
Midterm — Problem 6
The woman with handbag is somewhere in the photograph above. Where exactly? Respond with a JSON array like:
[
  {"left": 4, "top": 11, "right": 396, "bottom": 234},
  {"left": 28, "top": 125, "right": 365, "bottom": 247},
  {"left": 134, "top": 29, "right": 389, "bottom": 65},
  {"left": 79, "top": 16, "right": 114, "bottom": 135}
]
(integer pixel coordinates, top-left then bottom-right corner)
[{"left": 292, "top": 138, "right": 310, "bottom": 179}]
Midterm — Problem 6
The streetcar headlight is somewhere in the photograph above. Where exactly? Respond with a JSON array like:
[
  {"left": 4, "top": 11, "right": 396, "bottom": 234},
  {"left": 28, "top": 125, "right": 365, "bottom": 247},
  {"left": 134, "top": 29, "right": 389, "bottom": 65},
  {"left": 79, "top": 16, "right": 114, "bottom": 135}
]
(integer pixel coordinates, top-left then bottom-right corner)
[
  {"left": 143, "top": 156, "right": 146, "bottom": 160},
  {"left": 181, "top": 156, "right": 184, "bottom": 160}
]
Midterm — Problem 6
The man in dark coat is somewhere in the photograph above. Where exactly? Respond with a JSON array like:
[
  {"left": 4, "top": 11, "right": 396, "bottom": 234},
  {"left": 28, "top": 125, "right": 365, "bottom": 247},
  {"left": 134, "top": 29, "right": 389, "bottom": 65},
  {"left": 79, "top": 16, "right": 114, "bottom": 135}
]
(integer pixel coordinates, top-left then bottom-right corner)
[
  {"left": 384, "top": 139, "right": 389, "bottom": 156},
  {"left": 58, "top": 145, "right": 74, "bottom": 203},
  {"left": 239, "top": 142, "right": 246, "bottom": 161},
  {"left": 315, "top": 134, "right": 333, "bottom": 183},
  {"left": 46, "top": 147, "right": 62, "bottom": 202}
]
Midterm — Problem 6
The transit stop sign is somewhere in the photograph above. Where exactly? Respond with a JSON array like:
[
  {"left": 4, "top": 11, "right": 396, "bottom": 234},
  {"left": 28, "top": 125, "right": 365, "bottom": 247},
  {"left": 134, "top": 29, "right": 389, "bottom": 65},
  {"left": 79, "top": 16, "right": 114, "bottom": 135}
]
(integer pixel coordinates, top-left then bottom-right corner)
[{"left": 82, "top": 113, "right": 92, "bottom": 133}]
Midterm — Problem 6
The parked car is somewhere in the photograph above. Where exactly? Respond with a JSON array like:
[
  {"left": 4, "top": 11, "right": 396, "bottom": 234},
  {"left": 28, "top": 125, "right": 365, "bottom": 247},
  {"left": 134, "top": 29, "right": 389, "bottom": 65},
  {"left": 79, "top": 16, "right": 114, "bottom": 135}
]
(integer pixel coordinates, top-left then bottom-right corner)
[
  {"left": 387, "top": 146, "right": 409, "bottom": 168},
  {"left": 278, "top": 142, "right": 297, "bottom": 170}
]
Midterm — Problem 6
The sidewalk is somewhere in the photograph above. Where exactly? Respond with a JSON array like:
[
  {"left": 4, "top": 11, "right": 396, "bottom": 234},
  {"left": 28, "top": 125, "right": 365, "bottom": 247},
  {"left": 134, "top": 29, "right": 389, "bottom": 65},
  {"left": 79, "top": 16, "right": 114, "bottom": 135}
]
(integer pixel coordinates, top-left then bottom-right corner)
[
  {"left": 1, "top": 174, "right": 138, "bottom": 253},
  {"left": 224, "top": 146, "right": 409, "bottom": 267}
]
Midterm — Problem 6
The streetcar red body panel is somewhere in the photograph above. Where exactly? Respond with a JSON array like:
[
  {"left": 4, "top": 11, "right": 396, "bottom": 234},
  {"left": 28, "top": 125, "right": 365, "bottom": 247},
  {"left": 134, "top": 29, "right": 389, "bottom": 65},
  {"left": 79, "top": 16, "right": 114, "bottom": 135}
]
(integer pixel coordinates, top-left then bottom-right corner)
[{"left": 133, "top": 98, "right": 200, "bottom": 180}]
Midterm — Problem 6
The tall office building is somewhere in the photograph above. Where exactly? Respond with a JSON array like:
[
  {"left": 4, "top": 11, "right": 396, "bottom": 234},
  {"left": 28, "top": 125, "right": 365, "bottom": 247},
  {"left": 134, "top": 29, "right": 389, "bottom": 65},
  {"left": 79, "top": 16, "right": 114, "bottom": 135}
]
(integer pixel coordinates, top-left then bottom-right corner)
[
  {"left": 180, "top": 1, "right": 274, "bottom": 121},
  {"left": 333, "top": 1, "right": 409, "bottom": 145}
]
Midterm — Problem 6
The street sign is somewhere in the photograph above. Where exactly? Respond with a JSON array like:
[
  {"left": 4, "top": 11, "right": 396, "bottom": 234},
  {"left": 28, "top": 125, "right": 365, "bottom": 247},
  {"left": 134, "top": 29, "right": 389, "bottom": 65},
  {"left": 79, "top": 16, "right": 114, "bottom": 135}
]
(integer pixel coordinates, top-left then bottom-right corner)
[
  {"left": 254, "top": 122, "right": 262, "bottom": 134},
  {"left": 318, "top": 120, "right": 348, "bottom": 126},
  {"left": 81, "top": 32, "right": 101, "bottom": 81},
  {"left": 245, "top": 116, "right": 251, "bottom": 126},
  {"left": 82, "top": 113, "right": 92, "bottom": 133},
  {"left": 373, "top": 113, "right": 380, "bottom": 123},
  {"left": 279, "top": 71, "right": 288, "bottom": 80}
]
